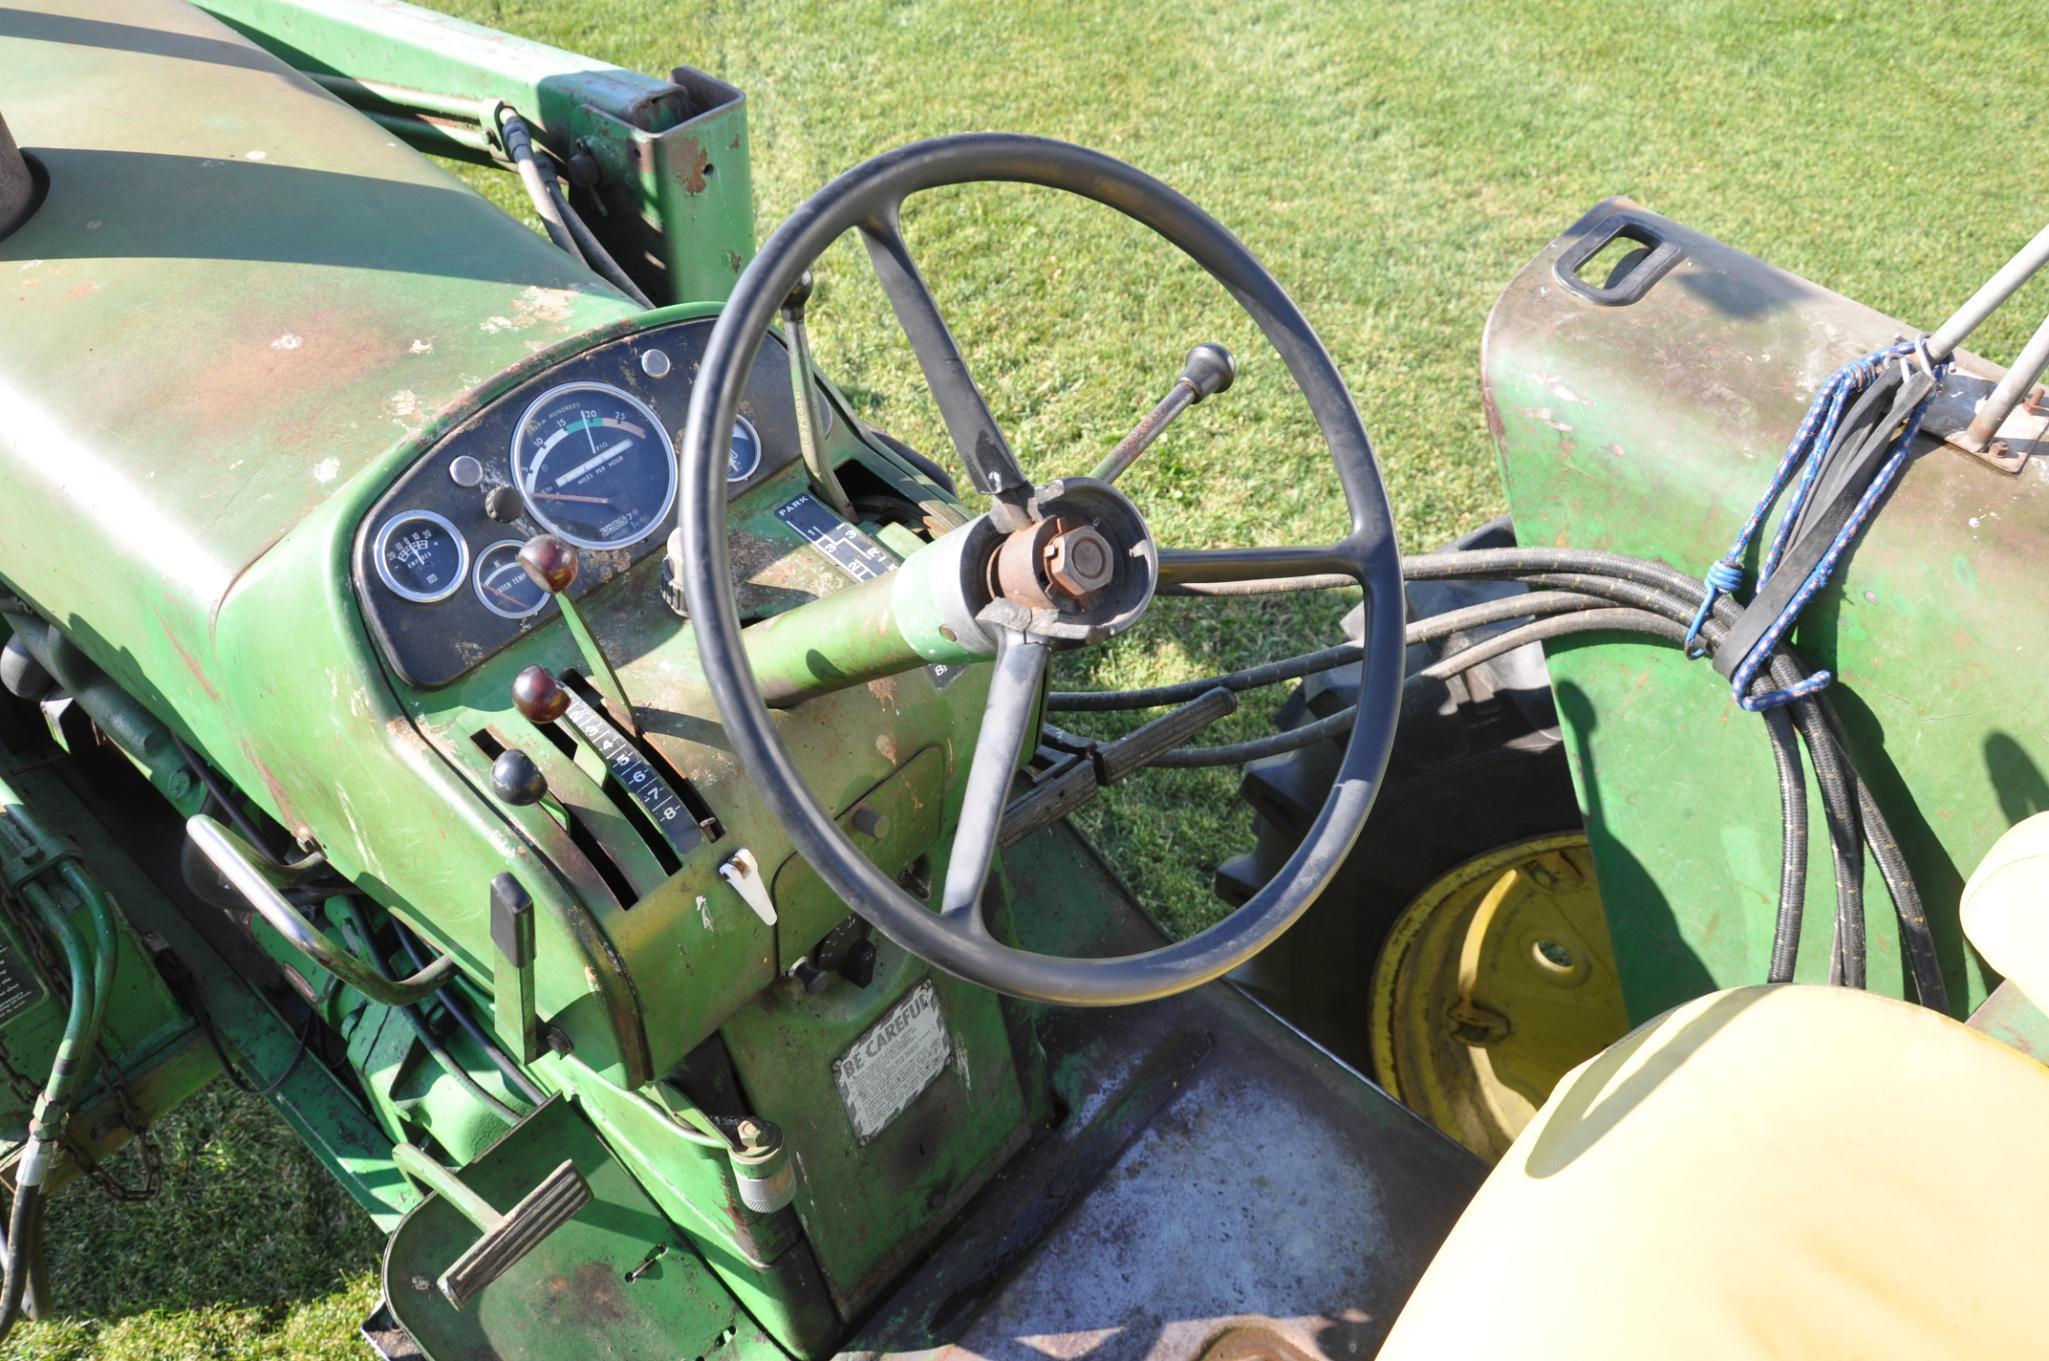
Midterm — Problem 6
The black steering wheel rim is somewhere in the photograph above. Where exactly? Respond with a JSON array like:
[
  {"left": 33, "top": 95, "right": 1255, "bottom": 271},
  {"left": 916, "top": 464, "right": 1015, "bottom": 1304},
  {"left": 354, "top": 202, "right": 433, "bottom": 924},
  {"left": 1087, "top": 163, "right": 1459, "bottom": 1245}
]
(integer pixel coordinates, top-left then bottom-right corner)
[{"left": 680, "top": 132, "right": 1404, "bottom": 1005}]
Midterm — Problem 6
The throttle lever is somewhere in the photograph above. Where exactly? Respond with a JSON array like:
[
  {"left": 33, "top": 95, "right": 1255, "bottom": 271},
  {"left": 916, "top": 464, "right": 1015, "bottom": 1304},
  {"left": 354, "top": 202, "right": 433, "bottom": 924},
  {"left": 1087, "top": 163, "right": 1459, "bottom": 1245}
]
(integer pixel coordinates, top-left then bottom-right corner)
[
  {"left": 517, "top": 535, "right": 640, "bottom": 736},
  {"left": 1091, "top": 343, "right": 1236, "bottom": 483}
]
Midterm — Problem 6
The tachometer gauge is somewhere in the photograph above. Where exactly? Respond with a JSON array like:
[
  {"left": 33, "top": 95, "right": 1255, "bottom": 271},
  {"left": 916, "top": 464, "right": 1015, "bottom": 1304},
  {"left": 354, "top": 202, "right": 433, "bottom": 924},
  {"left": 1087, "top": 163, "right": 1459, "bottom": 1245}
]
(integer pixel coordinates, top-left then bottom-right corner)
[
  {"left": 727, "top": 414, "right": 762, "bottom": 482},
  {"left": 374, "top": 510, "right": 468, "bottom": 603},
  {"left": 472, "top": 540, "right": 549, "bottom": 619},
  {"left": 512, "top": 382, "right": 677, "bottom": 550}
]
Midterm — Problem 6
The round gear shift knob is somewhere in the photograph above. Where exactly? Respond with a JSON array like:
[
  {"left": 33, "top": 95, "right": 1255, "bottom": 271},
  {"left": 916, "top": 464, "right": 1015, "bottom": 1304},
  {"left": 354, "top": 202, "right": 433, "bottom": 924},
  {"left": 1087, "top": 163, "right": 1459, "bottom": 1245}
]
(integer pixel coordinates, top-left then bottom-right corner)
[
  {"left": 511, "top": 664, "right": 571, "bottom": 724},
  {"left": 518, "top": 534, "right": 579, "bottom": 595}
]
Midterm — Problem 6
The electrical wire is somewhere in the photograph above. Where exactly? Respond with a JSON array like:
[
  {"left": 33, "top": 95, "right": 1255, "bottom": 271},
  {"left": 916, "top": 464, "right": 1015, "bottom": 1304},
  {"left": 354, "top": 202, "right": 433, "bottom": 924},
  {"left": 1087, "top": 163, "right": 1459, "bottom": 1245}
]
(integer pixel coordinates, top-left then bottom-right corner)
[
  {"left": 191, "top": 994, "right": 317, "bottom": 1098},
  {"left": 334, "top": 910, "right": 523, "bottom": 1127}
]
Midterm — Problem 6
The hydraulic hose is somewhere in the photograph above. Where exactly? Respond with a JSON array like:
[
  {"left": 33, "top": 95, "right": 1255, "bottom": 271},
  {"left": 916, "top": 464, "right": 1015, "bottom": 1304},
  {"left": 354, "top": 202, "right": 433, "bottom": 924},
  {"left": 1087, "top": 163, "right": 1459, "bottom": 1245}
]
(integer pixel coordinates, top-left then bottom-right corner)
[
  {"left": 0, "top": 888, "right": 100, "bottom": 1343},
  {"left": 1048, "top": 590, "right": 1609, "bottom": 712},
  {"left": 71, "top": 866, "right": 116, "bottom": 1088},
  {"left": 1136, "top": 544, "right": 1938, "bottom": 1002}
]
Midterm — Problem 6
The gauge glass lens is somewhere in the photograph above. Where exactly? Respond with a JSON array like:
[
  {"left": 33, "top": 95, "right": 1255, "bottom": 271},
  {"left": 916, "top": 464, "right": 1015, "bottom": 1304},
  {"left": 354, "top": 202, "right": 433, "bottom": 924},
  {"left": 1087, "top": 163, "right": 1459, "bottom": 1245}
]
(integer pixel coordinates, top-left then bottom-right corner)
[
  {"left": 472, "top": 540, "right": 549, "bottom": 619},
  {"left": 374, "top": 510, "right": 468, "bottom": 603},
  {"left": 512, "top": 382, "right": 677, "bottom": 550},
  {"left": 727, "top": 414, "right": 763, "bottom": 483}
]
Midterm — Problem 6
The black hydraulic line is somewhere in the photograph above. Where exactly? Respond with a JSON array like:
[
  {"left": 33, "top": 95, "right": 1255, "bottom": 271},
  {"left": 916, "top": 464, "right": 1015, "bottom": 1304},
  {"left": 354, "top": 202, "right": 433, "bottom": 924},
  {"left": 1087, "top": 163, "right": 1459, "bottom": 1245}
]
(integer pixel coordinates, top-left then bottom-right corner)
[
  {"left": 1131, "top": 542, "right": 1941, "bottom": 1002},
  {"left": 1761, "top": 707, "right": 1808, "bottom": 983},
  {"left": 1813, "top": 697, "right": 1947, "bottom": 1009},
  {"left": 1407, "top": 549, "right": 1910, "bottom": 994},
  {"left": 1151, "top": 550, "right": 1827, "bottom": 981},
  {"left": 1048, "top": 590, "right": 1608, "bottom": 712},
  {"left": 394, "top": 923, "right": 545, "bottom": 1107},
  {"left": 1149, "top": 607, "right": 1681, "bottom": 768},
  {"left": 191, "top": 991, "right": 317, "bottom": 1098},
  {"left": 336, "top": 915, "right": 523, "bottom": 1127},
  {"left": 1785, "top": 694, "right": 1866, "bottom": 988}
]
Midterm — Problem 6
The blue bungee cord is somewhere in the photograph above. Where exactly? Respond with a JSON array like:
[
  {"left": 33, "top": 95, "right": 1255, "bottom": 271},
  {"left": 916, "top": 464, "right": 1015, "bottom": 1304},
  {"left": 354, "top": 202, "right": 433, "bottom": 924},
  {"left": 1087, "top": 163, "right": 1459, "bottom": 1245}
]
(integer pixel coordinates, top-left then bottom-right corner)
[{"left": 1684, "top": 338, "right": 1947, "bottom": 711}]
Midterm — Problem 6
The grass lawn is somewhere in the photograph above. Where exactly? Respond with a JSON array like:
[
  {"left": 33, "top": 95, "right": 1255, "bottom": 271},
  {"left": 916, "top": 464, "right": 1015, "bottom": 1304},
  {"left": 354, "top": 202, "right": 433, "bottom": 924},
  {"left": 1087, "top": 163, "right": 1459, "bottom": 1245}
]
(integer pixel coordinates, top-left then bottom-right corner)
[{"left": 9, "top": 0, "right": 2046, "bottom": 1356}]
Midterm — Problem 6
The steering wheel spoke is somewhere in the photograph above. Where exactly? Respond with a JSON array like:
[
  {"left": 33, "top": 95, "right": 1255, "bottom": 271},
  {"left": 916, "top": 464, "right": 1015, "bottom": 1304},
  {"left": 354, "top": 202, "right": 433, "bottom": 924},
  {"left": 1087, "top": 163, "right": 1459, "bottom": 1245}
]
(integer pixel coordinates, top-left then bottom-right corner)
[
  {"left": 860, "top": 206, "right": 1034, "bottom": 527},
  {"left": 938, "top": 626, "right": 1050, "bottom": 932},
  {"left": 1156, "top": 544, "right": 1362, "bottom": 587}
]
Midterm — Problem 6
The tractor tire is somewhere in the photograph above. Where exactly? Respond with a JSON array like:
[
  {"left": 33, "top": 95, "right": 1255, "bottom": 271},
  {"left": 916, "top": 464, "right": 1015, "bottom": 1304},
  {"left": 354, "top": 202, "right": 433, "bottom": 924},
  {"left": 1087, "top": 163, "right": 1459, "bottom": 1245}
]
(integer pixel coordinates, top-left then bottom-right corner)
[{"left": 1217, "top": 519, "right": 1623, "bottom": 1156}]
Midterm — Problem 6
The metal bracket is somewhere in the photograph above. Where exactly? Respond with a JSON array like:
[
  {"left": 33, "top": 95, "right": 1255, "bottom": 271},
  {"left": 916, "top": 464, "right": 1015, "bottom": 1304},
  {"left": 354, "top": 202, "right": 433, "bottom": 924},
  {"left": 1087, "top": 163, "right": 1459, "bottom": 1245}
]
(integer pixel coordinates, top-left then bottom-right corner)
[{"left": 1924, "top": 369, "right": 2046, "bottom": 474}]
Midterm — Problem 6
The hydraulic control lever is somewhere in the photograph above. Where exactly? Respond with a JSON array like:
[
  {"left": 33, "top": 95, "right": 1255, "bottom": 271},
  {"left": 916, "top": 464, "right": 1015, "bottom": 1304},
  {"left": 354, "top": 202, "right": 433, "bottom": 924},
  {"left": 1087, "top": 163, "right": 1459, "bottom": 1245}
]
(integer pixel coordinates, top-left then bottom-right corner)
[
  {"left": 517, "top": 535, "right": 639, "bottom": 736},
  {"left": 1091, "top": 343, "right": 1236, "bottom": 483},
  {"left": 781, "top": 271, "right": 856, "bottom": 519}
]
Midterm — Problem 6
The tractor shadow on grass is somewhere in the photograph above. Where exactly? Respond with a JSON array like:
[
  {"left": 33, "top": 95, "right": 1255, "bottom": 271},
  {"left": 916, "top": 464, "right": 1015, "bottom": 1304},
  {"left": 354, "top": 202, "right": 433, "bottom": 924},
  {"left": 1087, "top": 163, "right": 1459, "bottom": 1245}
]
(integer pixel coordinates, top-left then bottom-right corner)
[{"left": 26, "top": 1083, "right": 383, "bottom": 1337}]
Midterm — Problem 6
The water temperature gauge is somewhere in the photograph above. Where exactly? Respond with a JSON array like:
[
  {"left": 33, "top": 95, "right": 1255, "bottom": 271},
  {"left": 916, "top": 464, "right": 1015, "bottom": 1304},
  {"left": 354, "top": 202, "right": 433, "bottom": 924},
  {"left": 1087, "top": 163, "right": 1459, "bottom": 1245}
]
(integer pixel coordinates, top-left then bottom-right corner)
[
  {"left": 373, "top": 510, "right": 468, "bottom": 603},
  {"left": 472, "top": 540, "right": 549, "bottom": 619}
]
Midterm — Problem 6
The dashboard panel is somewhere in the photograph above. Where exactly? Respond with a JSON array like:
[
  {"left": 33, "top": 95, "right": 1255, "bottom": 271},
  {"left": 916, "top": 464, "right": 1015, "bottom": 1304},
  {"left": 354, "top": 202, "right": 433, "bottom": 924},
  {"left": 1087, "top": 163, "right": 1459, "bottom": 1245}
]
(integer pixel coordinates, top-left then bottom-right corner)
[{"left": 352, "top": 318, "right": 834, "bottom": 688}]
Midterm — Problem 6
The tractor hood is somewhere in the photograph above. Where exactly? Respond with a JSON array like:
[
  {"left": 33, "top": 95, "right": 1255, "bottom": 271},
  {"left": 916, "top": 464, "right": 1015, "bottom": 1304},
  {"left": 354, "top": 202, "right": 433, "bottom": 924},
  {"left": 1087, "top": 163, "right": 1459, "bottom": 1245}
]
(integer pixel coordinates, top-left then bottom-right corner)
[
  {"left": 0, "top": 0, "right": 672, "bottom": 1080},
  {"left": 0, "top": 0, "right": 633, "bottom": 690}
]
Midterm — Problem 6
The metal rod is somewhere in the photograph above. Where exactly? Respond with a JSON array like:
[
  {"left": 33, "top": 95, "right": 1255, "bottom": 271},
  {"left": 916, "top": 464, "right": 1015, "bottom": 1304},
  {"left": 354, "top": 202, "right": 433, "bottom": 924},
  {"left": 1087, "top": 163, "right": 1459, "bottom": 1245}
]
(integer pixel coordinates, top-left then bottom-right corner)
[
  {"left": 781, "top": 274, "right": 855, "bottom": 518},
  {"left": 393, "top": 1143, "right": 503, "bottom": 1231},
  {"left": 306, "top": 72, "right": 491, "bottom": 124},
  {"left": 1928, "top": 222, "right": 2049, "bottom": 362},
  {"left": 1091, "top": 343, "right": 1235, "bottom": 483},
  {"left": 185, "top": 815, "right": 455, "bottom": 1007},
  {"left": 1962, "top": 311, "right": 2049, "bottom": 449}
]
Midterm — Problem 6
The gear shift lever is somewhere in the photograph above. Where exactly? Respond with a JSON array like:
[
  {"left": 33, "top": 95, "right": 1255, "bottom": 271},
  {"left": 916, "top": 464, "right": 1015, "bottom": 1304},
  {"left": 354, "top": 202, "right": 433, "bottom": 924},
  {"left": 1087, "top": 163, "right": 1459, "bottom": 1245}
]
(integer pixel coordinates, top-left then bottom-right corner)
[{"left": 517, "top": 534, "right": 639, "bottom": 736}]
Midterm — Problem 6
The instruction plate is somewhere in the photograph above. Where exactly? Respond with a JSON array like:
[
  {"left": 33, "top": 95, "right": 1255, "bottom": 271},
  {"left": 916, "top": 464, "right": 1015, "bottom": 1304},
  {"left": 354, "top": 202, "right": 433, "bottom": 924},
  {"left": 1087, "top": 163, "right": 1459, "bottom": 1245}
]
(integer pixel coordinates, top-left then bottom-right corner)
[
  {"left": 0, "top": 928, "right": 43, "bottom": 1027},
  {"left": 832, "top": 979, "right": 951, "bottom": 1144}
]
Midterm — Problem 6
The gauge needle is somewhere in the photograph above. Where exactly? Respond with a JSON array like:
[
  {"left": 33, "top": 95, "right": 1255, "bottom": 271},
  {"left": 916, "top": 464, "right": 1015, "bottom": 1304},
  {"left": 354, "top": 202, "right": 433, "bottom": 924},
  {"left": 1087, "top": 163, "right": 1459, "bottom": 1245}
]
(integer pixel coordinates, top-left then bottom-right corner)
[
  {"left": 483, "top": 579, "right": 527, "bottom": 608},
  {"left": 528, "top": 491, "right": 613, "bottom": 505},
  {"left": 553, "top": 439, "right": 632, "bottom": 488}
]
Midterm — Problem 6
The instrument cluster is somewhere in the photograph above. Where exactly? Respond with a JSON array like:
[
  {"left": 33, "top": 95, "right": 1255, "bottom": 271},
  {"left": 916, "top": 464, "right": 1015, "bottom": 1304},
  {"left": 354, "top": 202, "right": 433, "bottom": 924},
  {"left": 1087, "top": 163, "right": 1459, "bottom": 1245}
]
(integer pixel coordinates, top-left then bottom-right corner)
[{"left": 353, "top": 318, "right": 823, "bottom": 688}]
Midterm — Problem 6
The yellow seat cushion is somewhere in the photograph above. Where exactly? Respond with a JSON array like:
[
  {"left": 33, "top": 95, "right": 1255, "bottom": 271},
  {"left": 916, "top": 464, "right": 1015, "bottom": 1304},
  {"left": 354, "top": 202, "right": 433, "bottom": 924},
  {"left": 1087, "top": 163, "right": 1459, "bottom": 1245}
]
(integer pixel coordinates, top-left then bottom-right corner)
[
  {"left": 1380, "top": 984, "right": 2049, "bottom": 1359},
  {"left": 1962, "top": 811, "right": 2049, "bottom": 1010}
]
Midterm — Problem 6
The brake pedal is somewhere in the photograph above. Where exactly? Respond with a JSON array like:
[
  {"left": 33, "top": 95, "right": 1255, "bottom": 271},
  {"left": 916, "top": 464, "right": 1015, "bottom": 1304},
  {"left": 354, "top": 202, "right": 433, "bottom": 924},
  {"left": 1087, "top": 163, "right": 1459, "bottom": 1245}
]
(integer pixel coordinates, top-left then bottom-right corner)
[{"left": 393, "top": 1143, "right": 593, "bottom": 1310}]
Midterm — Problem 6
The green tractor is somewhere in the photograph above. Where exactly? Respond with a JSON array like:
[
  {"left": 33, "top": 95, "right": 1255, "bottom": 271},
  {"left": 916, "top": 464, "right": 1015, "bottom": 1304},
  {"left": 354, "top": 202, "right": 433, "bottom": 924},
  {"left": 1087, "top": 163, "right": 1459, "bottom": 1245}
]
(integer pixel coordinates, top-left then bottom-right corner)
[{"left": 2, "top": 1, "right": 2046, "bottom": 1357}]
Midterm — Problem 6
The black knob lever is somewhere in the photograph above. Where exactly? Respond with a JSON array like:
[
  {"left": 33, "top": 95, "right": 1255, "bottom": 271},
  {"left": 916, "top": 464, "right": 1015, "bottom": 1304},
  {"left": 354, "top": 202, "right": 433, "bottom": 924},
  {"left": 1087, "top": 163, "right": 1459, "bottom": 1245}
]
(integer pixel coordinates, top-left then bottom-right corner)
[{"left": 490, "top": 748, "right": 549, "bottom": 807}]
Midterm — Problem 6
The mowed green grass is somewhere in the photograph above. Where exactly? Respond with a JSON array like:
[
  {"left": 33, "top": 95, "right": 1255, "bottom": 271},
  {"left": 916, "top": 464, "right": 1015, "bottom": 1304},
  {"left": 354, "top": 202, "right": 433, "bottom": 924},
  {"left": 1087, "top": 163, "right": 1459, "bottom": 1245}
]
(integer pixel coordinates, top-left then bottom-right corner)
[{"left": 11, "top": 1, "right": 2048, "bottom": 1356}]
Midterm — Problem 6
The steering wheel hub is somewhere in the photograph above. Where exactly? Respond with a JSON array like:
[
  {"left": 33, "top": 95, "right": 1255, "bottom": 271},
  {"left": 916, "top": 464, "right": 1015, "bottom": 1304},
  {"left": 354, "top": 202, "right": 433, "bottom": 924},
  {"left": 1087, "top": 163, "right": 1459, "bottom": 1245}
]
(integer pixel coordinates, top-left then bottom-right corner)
[{"left": 980, "top": 478, "right": 1156, "bottom": 644}]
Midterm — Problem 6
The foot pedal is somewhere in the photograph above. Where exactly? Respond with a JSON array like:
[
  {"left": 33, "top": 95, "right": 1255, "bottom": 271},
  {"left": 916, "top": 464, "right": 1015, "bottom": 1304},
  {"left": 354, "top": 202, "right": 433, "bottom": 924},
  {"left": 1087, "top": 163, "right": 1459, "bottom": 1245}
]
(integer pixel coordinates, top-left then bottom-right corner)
[
  {"left": 394, "top": 1142, "right": 592, "bottom": 1309},
  {"left": 439, "top": 1160, "right": 591, "bottom": 1308}
]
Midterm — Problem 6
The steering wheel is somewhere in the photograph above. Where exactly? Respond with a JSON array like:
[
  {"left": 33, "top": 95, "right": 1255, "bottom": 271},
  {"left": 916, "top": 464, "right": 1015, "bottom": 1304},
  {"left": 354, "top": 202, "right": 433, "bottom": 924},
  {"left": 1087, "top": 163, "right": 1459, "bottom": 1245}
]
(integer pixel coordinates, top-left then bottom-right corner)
[{"left": 679, "top": 134, "right": 1403, "bottom": 1005}]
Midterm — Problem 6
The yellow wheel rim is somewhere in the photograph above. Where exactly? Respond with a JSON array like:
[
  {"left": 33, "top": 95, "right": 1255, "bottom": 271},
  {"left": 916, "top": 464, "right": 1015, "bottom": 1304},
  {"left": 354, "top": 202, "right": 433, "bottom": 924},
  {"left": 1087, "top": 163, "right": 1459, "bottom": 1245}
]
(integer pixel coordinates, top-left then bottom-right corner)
[{"left": 1368, "top": 834, "right": 1626, "bottom": 1163}]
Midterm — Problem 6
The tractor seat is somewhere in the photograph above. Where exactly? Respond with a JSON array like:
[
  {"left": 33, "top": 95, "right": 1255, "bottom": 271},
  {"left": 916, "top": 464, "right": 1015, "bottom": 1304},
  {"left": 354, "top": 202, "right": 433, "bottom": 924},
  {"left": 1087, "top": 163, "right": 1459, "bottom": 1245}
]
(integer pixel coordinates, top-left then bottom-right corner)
[{"left": 1381, "top": 813, "right": 2049, "bottom": 1359}]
